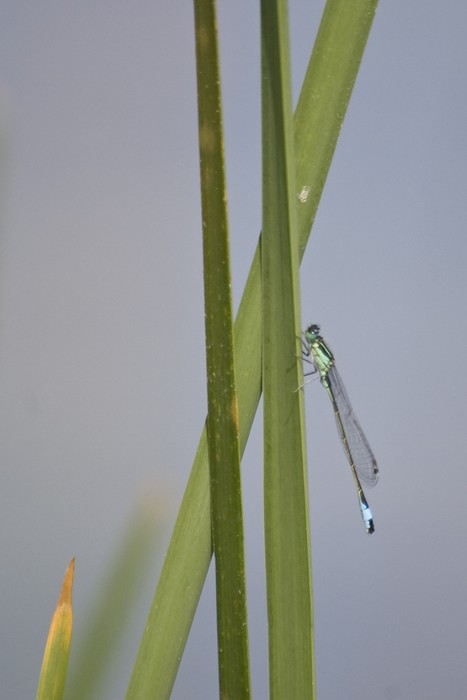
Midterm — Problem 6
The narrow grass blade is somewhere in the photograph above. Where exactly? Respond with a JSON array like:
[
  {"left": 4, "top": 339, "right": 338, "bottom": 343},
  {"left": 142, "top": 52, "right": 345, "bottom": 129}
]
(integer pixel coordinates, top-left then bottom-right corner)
[
  {"left": 65, "top": 498, "right": 164, "bottom": 700},
  {"left": 295, "top": 0, "right": 379, "bottom": 255},
  {"left": 261, "top": 1, "right": 314, "bottom": 697},
  {"left": 36, "top": 559, "right": 75, "bottom": 700},
  {"left": 126, "top": 3, "right": 377, "bottom": 696},
  {"left": 194, "top": 0, "right": 251, "bottom": 697}
]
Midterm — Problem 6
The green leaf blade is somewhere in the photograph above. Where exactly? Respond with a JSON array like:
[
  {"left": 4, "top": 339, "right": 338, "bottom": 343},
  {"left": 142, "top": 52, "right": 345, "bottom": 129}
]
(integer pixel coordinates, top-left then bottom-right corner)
[
  {"left": 66, "top": 500, "right": 164, "bottom": 700},
  {"left": 261, "top": 1, "right": 314, "bottom": 697},
  {"left": 194, "top": 0, "right": 251, "bottom": 697},
  {"left": 295, "top": 0, "right": 379, "bottom": 255},
  {"left": 37, "top": 560, "right": 75, "bottom": 700}
]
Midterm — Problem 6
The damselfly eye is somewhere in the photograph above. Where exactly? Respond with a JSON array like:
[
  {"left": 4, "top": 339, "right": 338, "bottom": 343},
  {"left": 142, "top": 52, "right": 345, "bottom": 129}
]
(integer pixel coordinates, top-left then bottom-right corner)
[{"left": 307, "top": 324, "right": 320, "bottom": 336}]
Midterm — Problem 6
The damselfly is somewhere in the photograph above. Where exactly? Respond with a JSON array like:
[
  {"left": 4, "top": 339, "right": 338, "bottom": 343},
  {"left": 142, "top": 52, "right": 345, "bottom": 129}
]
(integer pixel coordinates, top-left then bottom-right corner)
[{"left": 302, "top": 324, "right": 379, "bottom": 534}]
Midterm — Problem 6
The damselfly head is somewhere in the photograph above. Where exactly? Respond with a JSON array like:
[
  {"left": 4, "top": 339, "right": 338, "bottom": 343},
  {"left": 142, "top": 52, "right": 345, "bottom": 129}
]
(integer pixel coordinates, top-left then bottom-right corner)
[{"left": 305, "top": 323, "right": 320, "bottom": 339}]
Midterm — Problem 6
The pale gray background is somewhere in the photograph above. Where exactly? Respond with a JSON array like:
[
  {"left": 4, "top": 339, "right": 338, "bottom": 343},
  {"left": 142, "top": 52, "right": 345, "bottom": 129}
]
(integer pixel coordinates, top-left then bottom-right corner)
[{"left": 1, "top": 2, "right": 466, "bottom": 698}]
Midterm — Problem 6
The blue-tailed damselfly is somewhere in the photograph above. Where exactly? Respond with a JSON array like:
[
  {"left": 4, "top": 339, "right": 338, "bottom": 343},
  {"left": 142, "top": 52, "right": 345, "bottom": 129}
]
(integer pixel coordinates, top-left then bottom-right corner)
[{"left": 302, "top": 324, "right": 379, "bottom": 534}]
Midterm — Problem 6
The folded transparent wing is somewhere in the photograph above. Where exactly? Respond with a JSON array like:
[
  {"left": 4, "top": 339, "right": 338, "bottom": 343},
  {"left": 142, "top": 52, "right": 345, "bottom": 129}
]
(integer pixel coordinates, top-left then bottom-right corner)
[{"left": 326, "top": 365, "right": 379, "bottom": 488}]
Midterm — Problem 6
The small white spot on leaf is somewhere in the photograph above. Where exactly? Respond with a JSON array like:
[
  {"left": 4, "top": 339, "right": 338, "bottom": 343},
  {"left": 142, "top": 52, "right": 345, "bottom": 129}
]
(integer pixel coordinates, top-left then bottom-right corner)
[{"left": 297, "top": 185, "right": 311, "bottom": 203}]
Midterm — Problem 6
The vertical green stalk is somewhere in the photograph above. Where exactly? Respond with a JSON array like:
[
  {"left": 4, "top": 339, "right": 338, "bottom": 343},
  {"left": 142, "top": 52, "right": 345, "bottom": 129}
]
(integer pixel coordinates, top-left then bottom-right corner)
[
  {"left": 261, "top": 1, "right": 314, "bottom": 697},
  {"left": 194, "top": 1, "right": 251, "bottom": 698}
]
